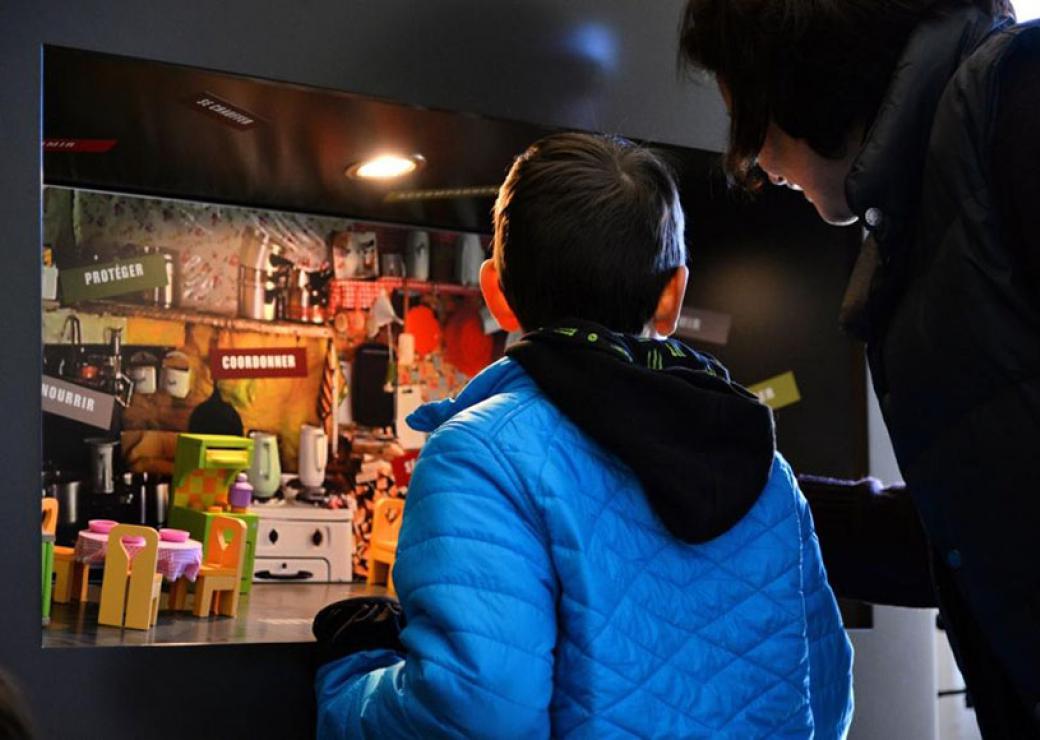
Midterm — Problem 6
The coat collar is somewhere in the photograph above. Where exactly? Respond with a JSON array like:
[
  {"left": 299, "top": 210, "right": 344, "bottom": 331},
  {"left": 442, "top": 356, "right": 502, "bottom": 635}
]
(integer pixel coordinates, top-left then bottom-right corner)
[{"left": 845, "top": 5, "right": 1010, "bottom": 240}]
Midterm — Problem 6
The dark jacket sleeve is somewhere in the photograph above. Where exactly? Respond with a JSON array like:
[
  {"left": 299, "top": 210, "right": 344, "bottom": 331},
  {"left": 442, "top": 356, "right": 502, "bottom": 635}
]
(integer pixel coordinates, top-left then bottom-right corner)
[
  {"left": 992, "top": 29, "right": 1040, "bottom": 298},
  {"left": 798, "top": 475, "right": 937, "bottom": 608}
]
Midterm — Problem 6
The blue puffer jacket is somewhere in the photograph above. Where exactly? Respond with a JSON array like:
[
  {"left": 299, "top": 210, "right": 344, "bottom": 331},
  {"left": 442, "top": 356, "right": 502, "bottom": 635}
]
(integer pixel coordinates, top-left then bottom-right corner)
[{"left": 317, "top": 357, "right": 853, "bottom": 738}]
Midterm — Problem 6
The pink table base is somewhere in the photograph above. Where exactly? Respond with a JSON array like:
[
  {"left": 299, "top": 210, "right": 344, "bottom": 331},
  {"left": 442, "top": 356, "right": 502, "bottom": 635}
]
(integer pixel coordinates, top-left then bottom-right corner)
[{"left": 74, "top": 530, "right": 203, "bottom": 582}]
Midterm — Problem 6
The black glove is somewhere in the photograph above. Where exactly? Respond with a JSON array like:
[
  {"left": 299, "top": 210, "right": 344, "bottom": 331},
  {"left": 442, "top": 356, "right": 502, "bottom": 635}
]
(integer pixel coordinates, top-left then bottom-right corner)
[
  {"left": 798, "top": 474, "right": 936, "bottom": 608},
  {"left": 313, "top": 596, "right": 406, "bottom": 669}
]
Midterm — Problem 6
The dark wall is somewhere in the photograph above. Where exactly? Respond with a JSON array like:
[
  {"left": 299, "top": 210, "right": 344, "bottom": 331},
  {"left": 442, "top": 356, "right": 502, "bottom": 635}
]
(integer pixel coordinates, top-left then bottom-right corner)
[
  {"left": 680, "top": 172, "right": 867, "bottom": 478},
  {"left": 0, "top": 3, "right": 860, "bottom": 738}
]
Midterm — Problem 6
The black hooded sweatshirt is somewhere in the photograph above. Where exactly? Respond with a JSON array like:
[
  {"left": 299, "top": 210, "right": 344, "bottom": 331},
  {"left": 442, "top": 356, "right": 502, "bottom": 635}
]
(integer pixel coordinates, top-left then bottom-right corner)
[{"left": 506, "top": 320, "right": 776, "bottom": 544}]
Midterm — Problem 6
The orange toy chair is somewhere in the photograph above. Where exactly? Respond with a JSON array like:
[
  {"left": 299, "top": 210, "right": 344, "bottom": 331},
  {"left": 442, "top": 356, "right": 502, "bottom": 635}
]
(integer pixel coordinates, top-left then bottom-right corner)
[
  {"left": 193, "top": 516, "right": 247, "bottom": 618},
  {"left": 98, "top": 525, "right": 163, "bottom": 630},
  {"left": 41, "top": 498, "right": 58, "bottom": 536},
  {"left": 367, "top": 497, "right": 405, "bottom": 596}
]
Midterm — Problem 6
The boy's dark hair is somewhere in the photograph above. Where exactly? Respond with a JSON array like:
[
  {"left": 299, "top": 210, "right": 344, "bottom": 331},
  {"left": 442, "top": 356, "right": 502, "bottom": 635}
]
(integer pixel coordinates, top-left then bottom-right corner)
[
  {"left": 493, "top": 132, "right": 686, "bottom": 335},
  {"left": 678, "top": 0, "right": 1014, "bottom": 188}
]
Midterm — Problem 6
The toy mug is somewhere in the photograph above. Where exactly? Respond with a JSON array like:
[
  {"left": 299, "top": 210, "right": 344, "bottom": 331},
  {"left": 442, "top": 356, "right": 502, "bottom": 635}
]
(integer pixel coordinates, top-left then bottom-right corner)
[
  {"left": 128, "top": 352, "right": 158, "bottom": 395},
  {"left": 161, "top": 350, "right": 192, "bottom": 399}
]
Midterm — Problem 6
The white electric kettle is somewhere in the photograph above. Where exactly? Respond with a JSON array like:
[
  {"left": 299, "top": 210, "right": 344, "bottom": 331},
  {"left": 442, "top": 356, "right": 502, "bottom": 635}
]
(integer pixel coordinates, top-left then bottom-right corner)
[
  {"left": 248, "top": 431, "right": 282, "bottom": 499},
  {"left": 298, "top": 424, "right": 328, "bottom": 489}
]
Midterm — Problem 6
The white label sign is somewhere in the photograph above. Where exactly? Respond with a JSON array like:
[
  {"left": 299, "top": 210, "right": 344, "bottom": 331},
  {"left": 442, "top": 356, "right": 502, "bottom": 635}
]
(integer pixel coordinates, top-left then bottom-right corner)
[{"left": 41, "top": 375, "right": 115, "bottom": 429}]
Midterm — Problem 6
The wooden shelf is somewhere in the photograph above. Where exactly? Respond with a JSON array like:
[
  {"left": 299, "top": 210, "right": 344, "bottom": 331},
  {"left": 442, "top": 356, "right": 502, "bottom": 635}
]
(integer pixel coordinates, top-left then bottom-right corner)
[
  {"left": 44, "top": 300, "right": 335, "bottom": 339},
  {"left": 332, "top": 277, "right": 481, "bottom": 297}
]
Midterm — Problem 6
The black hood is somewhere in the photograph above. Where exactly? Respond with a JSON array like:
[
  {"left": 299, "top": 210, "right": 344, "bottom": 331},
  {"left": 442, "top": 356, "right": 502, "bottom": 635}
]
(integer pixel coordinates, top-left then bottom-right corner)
[{"left": 506, "top": 320, "right": 776, "bottom": 544}]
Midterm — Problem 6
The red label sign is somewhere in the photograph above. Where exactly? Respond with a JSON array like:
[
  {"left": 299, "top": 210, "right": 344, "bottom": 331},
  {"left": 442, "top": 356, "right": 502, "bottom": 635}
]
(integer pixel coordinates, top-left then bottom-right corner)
[
  {"left": 391, "top": 449, "right": 420, "bottom": 488},
  {"left": 211, "top": 348, "right": 308, "bottom": 379},
  {"left": 43, "top": 139, "right": 117, "bottom": 153}
]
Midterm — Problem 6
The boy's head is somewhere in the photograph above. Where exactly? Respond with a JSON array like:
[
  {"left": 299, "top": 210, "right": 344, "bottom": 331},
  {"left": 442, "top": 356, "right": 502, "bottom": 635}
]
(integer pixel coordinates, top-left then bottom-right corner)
[{"left": 480, "top": 132, "right": 689, "bottom": 336}]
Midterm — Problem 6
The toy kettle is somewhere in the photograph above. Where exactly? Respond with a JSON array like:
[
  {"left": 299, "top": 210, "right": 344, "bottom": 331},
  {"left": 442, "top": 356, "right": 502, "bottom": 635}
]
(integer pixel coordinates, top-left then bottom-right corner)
[
  {"left": 247, "top": 431, "right": 281, "bottom": 499},
  {"left": 298, "top": 424, "right": 327, "bottom": 489}
]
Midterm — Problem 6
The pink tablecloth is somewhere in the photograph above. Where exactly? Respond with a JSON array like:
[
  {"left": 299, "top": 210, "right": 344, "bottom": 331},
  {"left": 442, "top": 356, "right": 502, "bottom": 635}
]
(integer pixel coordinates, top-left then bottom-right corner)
[{"left": 74, "top": 530, "right": 203, "bottom": 582}]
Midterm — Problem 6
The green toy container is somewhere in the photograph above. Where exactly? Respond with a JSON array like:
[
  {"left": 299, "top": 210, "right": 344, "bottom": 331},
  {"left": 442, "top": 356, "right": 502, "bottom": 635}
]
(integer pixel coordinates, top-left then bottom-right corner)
[{"left": 170, "top": 433, "right": 257, "bottom": 593}]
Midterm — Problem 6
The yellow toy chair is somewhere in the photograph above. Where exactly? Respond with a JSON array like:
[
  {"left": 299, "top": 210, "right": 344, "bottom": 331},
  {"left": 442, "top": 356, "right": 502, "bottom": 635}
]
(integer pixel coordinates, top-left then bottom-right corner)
[
  {"left": 367, "top": 497, "right": 405, "bottom": 596},
  {"left": 193, "top": 516, "right": 247, "bottom": 618},
  {"left": 49, "top": 502, "right": 89, "bottom": 605},
  {"left": 51, "top": 546, "right": 89, "bottom": 604},
  {"left": 98, "top": 525, "right": 163, "bottom": 630}
]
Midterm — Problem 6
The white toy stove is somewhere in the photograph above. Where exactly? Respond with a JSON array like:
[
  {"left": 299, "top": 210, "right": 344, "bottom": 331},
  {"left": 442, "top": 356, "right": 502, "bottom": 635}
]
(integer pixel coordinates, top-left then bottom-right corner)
[{"left": 252, "top": 491, "right": 355, "bottom": 583}]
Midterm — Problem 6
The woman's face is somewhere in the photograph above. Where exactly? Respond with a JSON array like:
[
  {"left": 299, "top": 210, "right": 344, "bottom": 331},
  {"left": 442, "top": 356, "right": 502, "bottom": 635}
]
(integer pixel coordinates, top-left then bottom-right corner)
[{"left": 756, "top": 121, "right": 861, "bottom": 226}]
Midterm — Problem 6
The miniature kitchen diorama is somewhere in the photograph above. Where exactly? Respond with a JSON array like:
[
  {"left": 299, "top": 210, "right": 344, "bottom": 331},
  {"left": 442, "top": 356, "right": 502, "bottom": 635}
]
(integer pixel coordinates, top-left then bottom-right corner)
[
  {"left": 38, "top": 45, "right": 869, "bottom": 647},
  {"left": 39, "top": 45, "right": 534, "bottom": 647},
  {"left": 41, "top": 185, "right": 503, "bottom": 645}
]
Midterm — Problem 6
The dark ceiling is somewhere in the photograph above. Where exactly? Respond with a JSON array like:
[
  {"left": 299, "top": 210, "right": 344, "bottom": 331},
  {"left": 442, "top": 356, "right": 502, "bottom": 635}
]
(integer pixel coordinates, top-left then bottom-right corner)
[
  {"left": 43, "top": 46, "right": 548, "bottom": 232},
  {"left": 43, "top": 46, "right": 719, "bottom": 234}
]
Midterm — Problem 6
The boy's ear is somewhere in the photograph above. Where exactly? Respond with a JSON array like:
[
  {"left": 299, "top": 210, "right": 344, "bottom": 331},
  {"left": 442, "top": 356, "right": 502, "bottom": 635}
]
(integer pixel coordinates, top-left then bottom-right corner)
[
  {"left": 652, "top": 265, "right": 689, "bottom": 337},
  {"left": 479, "top": 259, "right": 521, "bottom": 333}
]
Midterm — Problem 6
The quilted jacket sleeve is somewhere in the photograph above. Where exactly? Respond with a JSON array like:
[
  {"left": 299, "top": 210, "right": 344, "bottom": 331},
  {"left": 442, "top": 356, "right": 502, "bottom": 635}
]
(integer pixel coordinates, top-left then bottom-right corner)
[
  {"left": 316, "top": 421, "right": 558, "bottom": 739},
  {"left": 791, "top": 462, "right": 855, "bottom": 740}
]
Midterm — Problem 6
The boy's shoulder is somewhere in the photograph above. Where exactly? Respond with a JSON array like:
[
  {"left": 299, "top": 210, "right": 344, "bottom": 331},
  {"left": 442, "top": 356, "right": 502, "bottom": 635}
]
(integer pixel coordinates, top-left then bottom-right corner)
[
  {"left": 418, "top": 358, "right": 608, "bottom": 478},
  {"left": 434, "top": 365, "right": 570, "bottom": 446}
]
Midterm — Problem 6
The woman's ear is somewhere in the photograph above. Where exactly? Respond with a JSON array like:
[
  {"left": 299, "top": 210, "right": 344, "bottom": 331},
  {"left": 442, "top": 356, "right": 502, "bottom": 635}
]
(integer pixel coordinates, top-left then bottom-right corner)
[
  {"left": 479, "top": 259, "right": 521, "bottom": 333},
  {"left": 652, "top": 265, "right": 689, "bottom": 337}
]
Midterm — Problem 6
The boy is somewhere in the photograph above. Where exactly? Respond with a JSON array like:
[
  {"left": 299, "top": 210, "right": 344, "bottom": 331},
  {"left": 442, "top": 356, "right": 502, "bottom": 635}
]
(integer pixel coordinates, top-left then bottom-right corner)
[{"left": 314, "top": 133, "right": 853, "bottom": 738}]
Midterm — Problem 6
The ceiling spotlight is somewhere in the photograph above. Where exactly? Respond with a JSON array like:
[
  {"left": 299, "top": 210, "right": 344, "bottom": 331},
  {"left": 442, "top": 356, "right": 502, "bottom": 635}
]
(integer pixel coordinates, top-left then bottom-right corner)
[{"left": 346, "top": 153, "right": 424, "bottom": 180}]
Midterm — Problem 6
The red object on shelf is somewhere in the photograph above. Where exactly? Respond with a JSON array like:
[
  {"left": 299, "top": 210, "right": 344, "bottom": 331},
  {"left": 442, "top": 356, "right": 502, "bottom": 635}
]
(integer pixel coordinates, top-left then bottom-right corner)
[
  {"left": 391, "top": 449, "right": 420, "bottom": 487},
  {"left": 443, "top": 304, "right": 494, "bottom": 377},
  {"left": 404, "top": 305, "right": 441, "bottom": 355},
  {"left": 328, "top": 278, "right": 481, "bottom": 314}
]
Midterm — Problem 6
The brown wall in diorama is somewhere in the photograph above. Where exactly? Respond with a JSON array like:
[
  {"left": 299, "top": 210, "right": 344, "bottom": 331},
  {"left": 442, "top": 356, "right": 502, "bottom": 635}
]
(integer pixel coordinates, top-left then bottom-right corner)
[
  {"left": 44, "top": 187, "right": 342, "bottom": 472},
  {"left": 119, "top": 324, "right": 329, "bottom": 472}
]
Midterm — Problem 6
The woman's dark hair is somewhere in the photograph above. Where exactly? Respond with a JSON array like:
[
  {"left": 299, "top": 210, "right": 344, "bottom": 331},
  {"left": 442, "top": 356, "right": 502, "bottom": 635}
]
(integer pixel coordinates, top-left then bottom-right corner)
[
  {"left": 678, "top": 0, "right": 1014, "bottom": 188},
  {"left": 493, "top": 132, "right": 686, "bottom": 334}
]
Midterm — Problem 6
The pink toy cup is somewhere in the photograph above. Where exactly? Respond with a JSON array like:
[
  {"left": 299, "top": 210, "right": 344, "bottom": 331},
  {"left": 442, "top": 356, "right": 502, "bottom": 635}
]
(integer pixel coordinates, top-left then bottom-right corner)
[
  {"left": 88, "top": 519, "right": 118, "bottom": 534},
  {"left": 159, "top": 528, "right": 190, "bottom": 543}
]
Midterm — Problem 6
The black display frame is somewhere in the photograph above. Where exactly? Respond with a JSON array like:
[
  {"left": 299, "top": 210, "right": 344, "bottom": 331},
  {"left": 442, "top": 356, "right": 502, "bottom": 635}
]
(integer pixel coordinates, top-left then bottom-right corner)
[{"left": 0, "top": 3, "right": 864, "bottom": 736}]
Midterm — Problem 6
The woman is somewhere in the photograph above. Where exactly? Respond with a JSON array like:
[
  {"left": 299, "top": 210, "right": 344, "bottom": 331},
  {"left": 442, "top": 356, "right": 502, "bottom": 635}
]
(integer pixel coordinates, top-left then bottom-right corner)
[{"left": 679, "top": 1, "right": 1040, "bottom": 736}]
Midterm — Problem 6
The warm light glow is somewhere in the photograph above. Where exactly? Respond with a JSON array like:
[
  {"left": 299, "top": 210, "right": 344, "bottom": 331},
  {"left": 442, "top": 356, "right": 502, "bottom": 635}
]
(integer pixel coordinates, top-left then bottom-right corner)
[{"left": 348, "top": 154, "right": 422, "bottom": 180}]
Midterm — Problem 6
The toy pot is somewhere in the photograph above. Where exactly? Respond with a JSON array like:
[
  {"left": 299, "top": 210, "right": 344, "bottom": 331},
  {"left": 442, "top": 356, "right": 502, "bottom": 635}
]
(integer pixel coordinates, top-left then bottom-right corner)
[
  {"left": 161, "top": 350, "right": 192, "bottom": 399},
  {"left": 85, "top": 438, "right": 118, "bottom": 494},
  {"left": 128, "top": 351, "right": 159, "bottom": 395}
]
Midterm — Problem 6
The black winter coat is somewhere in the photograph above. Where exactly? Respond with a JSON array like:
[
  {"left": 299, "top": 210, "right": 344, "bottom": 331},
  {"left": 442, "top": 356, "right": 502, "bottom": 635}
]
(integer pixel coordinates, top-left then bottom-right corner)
[{"left": 807, "top": 5, "right": 1040, "bottom": 735}]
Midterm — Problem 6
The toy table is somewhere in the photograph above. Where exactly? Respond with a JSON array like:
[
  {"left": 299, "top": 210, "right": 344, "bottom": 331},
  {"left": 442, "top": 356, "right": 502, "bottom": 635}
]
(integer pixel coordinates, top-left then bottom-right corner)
[{"left": 74, "top": 530, "right": 203, "bottom": 582}]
